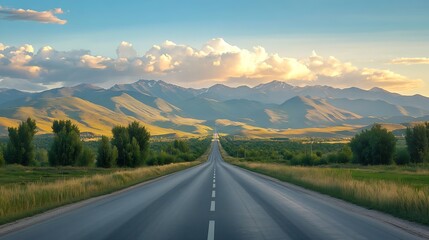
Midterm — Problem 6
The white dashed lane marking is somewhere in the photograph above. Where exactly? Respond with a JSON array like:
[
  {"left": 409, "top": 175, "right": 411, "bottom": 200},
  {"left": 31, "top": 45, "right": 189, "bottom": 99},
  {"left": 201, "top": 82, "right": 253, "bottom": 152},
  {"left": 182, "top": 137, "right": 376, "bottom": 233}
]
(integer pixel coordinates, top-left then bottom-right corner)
[
  {"left": 210, "top": 201, "right": 216, "bottom": 211},
  {"left": 207, "top": 220, "right": 215, "bottom": 240},
  {"left": 208, "top": 166, "right": 216, "bottom": 240}
]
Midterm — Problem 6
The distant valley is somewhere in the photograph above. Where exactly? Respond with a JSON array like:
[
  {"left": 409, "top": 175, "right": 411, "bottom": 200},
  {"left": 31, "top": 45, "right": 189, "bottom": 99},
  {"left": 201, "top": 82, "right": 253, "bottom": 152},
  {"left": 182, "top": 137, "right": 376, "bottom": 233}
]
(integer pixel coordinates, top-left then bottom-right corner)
[{"left": 1, "top": 79, "right": 429, "bottom": 138}]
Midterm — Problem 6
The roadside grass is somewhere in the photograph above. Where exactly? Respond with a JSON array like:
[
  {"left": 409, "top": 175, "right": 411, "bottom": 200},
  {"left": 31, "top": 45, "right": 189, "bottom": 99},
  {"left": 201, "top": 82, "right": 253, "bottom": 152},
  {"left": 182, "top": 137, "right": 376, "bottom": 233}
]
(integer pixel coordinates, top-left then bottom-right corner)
[
  {"left": 218, "top": 142, "right": 429, "bottom": 225},
  {"left": 0, "top": 165, "right": 116, "bottom": 187},
  {"left": 0, "top": 147, "right": 210, "bottom": 225},
  {"left": 349, "top": 169, "right": 429, "bottom": 189}
]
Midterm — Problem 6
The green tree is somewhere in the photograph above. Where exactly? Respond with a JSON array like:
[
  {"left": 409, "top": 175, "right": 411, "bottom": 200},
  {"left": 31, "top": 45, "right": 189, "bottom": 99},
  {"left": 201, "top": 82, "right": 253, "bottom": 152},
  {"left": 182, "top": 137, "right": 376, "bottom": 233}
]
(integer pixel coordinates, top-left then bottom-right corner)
[
  {"left": 49, "top": 120, "right": 83, "bottom": 166},
  {"left": 350, "top": 129, "right": 372, "bottom": 165},
  {"left": 369, "top": 125, "right": 396, "bottom": 165},
  {"left": 0, "top": 145, "right": 4, "bottom": 167},
  {"left": 127, "top": 121, "right": 150, "bottom": 160},
  {"left": 97, "top": 136, "right": 117, "bottom": 168},
  {"left": 405, "top": 123, "right": 429, "bottom": 163},
  {"left": 350, "top": 124, "right": 396, "bottom": 165},
  {"left": 4, "top": 118, "right": 37, "bottom": 165},
  {"left": 127, "top": 137, "right": 142, "bottom": 167},
  {"left": 77, "top": 146, "right": 95, "bottom": 167},
  {"left": 112, "top": 122, "right": 150, "bottom": 167},
  {"left": 35, "top": 148, "right": 49, "bottom": 167},
  {"left": 112, "top": 126, "right": 130, "bottom": 167}
]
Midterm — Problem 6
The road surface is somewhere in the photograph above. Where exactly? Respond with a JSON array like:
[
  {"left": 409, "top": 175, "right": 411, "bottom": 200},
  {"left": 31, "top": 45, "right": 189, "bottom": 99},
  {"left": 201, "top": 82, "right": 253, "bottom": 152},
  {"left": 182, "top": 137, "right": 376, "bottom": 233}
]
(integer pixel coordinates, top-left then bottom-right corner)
[{"left": 1, "top": 139, "right": 428, "bottom": 239}]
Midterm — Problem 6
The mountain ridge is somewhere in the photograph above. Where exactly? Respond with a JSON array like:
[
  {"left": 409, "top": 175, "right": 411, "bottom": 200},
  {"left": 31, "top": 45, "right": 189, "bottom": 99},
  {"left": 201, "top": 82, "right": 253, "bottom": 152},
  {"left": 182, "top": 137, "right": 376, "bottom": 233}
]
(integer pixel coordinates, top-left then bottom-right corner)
[{"left": 1, "top": 79, "right": 428, "bottom": 137}]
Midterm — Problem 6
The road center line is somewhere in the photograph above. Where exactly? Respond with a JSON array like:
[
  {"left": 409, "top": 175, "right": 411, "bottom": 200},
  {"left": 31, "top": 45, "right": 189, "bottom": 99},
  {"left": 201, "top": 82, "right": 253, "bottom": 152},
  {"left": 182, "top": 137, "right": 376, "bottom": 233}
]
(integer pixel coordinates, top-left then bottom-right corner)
[
  {"left": 213, "top": 179, "right": 215, "bottom": 183},
  {"left": 213, "top": 183, "right": 216, "bottom": 188},
  {"left": 207, "top": 220, "right": 215, "bottom": 240},
  {"left": 210, "top": 201, "right": 216, "bottom": 211},
  {"left": 212, "top": 190, "right": 216, "bottom": 198}
]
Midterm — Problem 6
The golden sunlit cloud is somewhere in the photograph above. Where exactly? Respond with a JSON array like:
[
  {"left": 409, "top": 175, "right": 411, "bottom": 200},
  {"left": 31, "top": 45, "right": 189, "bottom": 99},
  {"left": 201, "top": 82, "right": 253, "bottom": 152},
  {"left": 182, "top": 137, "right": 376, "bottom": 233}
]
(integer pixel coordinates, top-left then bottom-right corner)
[
  {"left": 0, "top": 39, "right": 423, "bottom": 93},
  {"left": 0, "top": 6, "right": 67, "bottom": 24},
  {"left": 390, "top": 57, "right": 429, "bottom": 65}
]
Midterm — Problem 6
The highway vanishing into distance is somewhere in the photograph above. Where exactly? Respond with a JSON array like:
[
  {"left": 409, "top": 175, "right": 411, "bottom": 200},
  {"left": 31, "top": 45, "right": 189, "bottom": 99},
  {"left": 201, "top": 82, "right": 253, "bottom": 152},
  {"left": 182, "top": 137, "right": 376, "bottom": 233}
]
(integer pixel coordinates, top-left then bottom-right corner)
[{"left": 1, "top": 138, "right": 429, "bottom": 240}]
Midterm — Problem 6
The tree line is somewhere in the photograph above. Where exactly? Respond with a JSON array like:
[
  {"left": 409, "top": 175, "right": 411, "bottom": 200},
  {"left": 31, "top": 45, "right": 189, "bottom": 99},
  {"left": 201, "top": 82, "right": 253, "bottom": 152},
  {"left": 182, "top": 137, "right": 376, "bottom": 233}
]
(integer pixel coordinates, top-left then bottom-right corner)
[
  {"left": 221, "top": 123, "right": 429, "bottom": 166},
  {"left": 0, "top": 118, "right": 210, "bottom": 168},
  {"left": 220, "top": 137, "right": 351, "bottom": 166},
  {"left": 1, "top": 118, "right": 151, "bottom": 168},
  {"left": 351, "top": 123, "right": 429, "bottom": 165}
]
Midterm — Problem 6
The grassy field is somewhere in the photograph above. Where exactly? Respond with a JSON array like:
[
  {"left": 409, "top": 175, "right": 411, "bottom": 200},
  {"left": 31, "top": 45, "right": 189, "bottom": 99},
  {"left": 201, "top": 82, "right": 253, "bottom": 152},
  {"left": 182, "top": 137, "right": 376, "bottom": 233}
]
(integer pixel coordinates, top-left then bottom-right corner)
[
  {"left": 0, "top": 146, "right": 211, "bottom": 225},
  {"left": 218, "top": 142, "right": 429, "bottom": 225}
]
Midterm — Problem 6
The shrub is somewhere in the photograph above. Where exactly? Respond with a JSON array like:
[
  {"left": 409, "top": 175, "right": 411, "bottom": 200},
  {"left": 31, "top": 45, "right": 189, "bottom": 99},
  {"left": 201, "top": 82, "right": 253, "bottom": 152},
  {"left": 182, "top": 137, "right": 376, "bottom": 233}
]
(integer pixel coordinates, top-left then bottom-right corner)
[
  {"left": 174, "top": 140, "right": 189, "bottom": 153},
  {"left": 290, "top": 153, "right": 318, "bottom": 166},
  {"left": 395, "top": 148, "right": 411, "bottom": 165},
  {"left": 148, "top": 151, "right": 175, "bottom": 165},
  {"left": 178, "top": 153, "right": 194, "bottom": 162},
  {"left": 337, "top": 146, "right": 352, "bottom": 163}
]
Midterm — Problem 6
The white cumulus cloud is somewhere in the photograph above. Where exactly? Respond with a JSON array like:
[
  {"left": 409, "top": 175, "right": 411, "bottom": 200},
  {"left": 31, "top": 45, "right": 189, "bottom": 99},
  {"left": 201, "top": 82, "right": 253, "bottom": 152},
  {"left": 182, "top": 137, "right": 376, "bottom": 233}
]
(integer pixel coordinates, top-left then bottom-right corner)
[
  {"left": 0, "top": 39, "right": 423, "bottom": 93},
  {"left": 116, "top": 41, "right": 137, "bottom": 59}
]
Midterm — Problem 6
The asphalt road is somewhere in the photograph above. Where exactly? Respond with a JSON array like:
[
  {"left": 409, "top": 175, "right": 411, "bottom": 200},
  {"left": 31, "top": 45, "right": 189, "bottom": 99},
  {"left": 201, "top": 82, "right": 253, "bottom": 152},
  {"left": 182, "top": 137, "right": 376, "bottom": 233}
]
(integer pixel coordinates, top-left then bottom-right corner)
[{"left": 1, "top": 138, "right": 428, "bottom": 240}]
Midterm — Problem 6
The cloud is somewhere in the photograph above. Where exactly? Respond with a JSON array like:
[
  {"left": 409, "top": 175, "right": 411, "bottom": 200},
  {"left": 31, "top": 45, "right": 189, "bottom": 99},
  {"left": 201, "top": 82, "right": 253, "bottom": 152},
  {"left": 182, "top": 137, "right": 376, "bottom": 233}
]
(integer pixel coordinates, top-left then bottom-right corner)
[
  {"left": 390, "top": 57, "right": 429, "bottom": 65},
  {"left": 0, "top": 43, "right": 41, "bottom": 79},
  {"left": 313, "top": 68, "right": 422, "bottom": 93},
  {"left": 116, "top": 41, "right": 137, "bottom": 59},
  {"left": 0, "top": 77, "right": 48, "bottom": 92},
  {"left": 306, "top": 51, "right": 357, "bottom": 77},
  {"left": 0, "top": 6, "right": 67, "bottom": 24},
  {"left": 0, "top": 39, "right": 423, "bottom": 93},
  {"left": 297, "top": 52, "right": 423, "bottom": 91},
  {"left": 142, "top": 38, "right": 313, "bottom": 83}
]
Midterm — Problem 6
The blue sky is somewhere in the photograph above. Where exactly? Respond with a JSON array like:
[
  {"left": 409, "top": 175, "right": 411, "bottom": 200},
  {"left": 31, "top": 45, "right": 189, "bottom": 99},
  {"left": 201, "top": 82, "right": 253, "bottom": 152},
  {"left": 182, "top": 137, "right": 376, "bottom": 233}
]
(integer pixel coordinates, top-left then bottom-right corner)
[{"left": 1, "top": 0, "right": 429, "bottom": 95}]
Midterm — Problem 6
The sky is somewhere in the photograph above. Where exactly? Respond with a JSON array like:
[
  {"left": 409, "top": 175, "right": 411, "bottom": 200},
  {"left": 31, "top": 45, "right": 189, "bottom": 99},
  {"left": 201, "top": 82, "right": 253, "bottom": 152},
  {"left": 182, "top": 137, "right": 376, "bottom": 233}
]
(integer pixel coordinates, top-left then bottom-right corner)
[{"left": 0, "top": 0, "right": 429, "bottom": 95}]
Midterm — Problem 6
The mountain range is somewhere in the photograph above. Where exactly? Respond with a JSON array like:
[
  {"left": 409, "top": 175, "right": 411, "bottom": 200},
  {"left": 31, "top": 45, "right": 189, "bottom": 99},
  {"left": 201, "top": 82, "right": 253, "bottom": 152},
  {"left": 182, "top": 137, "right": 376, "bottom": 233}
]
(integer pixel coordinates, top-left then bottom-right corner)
[{"left": 1, "top": 79, "right": 429, "bottom": 138}]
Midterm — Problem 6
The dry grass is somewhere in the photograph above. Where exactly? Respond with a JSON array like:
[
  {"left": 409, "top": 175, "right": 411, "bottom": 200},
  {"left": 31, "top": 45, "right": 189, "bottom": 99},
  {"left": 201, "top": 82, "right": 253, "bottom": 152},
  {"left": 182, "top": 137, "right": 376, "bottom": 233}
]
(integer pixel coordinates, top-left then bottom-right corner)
[
  {"left": 215, "top": 119, "right": 361, "bottom": 138},
  {"left": 0, "top": 161, "right": 200, "bottom": 224},
  {"left": 0, "top": 96, "right": 199, "bottom": 137},
  {"left": 219, "top": 143, "right": 429, "bottom": 225}
]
